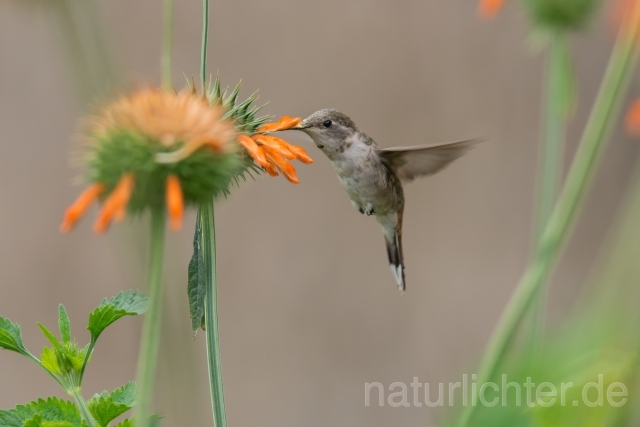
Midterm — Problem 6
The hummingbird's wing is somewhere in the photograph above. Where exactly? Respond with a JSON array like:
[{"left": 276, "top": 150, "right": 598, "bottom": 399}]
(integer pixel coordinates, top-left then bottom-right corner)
[{"left": 376, "top": 138, "right": 480, "bottom": 183}]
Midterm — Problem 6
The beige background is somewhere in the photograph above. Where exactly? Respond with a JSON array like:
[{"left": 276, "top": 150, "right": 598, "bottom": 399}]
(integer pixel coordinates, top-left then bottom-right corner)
[{"left": 0, "top": 1, "right": 638, "bottom": 426}]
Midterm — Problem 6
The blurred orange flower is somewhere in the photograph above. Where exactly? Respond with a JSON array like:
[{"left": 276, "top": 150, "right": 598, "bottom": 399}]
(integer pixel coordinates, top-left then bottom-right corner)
[
  {"left": 625, "top": 98, "right": 640, "bottom": 136},
  {"left": 479, "top": 0, "right": 506, "bottom": 19}
]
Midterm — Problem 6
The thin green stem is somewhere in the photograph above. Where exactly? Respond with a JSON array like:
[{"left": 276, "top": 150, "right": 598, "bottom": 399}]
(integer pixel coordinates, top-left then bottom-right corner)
[
  {"left": 200, "top": 202, "right": 227, "bottom": 427},
  {"left": 161, "top": 0, "right": 174, "bottom": 90},
  {"left": 456, "top": 12, "right": 640, "bottom": 427},
  {"left": 70, "top": 388, "right": 95, "bottom": 427},
  {"left": 201, "top": 0, "right": 210, "bottom": 88},
  {"left": 79, "top": 337, "right": 96, "bottom": 384},
  {"left": 530, "top": 31, "right": 569, "bottom": 360},
  {"left": 134, "top": 210, "right": 166, "bottom": 427}
]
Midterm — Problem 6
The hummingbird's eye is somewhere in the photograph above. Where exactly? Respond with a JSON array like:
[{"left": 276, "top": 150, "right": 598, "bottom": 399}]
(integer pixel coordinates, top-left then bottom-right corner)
[{"left": 323, "top": 120, "right": 332, "bottom": 128}]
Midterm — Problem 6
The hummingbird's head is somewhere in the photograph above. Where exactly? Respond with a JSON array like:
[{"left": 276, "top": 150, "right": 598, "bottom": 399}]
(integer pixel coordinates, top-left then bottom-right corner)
[{"left": 292, "top": 109, "right": 359, "bottom": 154}]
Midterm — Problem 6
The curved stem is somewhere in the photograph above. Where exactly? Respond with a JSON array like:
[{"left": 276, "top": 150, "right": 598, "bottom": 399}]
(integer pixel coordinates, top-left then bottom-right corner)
[
  {"left": 456, "top": 9, "right": 640, "bottom": 427},
  {"left": 79, "top": 337, "right": 96, "bottom": 384},
  {"left": 134, "top": 210, "right": 166, "bottom": 427},
  {"left": 161, "top": 0, "right": 174, "bottom": 89},
  {"left": 200, "top": 202, "right": 227, "bottom": 427}
]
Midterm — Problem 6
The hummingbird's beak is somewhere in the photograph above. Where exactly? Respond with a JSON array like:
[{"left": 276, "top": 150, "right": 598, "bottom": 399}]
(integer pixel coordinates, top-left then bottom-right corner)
[{"left": 290, "top": 120, "right": 311, "bottom": 130}]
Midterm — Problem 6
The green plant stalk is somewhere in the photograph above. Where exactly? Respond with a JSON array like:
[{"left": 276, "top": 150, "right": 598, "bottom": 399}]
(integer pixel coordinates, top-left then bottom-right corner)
[
  {"left": 134, "top": 210, "right": 166, "bottom": 427},
  {"left": 529, "top": 31, "right": 569, "bottom": 360},
  {"left": 456, "top": 13, "right": 640, "bottom": 427},
  {"left": 200, "top": 0, "right": 210, "bottom": 89},
  {"left": 161, "top": 0, "right": 174, "bottom": 90},
  {"left": 200, "top": 202, "right": 228, "bottom": 427},
  {"left": 70, "top": 387, "right": 95, "bottom": 427},
  {"left": 199, "top": 3, "right": 227, "bottom": 426}
]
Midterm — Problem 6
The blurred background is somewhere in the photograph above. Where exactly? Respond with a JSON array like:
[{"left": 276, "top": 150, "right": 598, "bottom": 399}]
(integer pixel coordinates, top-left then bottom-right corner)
[{"left": 0, "top": 0, "right": 639, "bottom": 426}]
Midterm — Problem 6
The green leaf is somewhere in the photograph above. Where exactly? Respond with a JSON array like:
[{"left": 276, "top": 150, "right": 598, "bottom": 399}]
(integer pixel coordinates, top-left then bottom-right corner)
[
  {"left": 22, "top": 414, "right": 74, "bottom": 427},
  {"left": 87, "top": 291, "right": 149, "bottom": 340},
  {"left": 9, "top": 398, "right": 82, "bottom": 427},
  {"left": 36, "top": 324, "right": 61, "bottom": 352},
  {"left": 112, "top": 420, "right": 133, "bottom": 427},
  {"left": 58, "top": 306, "right": 71, "bottom": 344},
  {"left": 187, "top": 215, "right": 206, "bottom": 334},
  {"left": 87, "top": 383, "right": 136, "bottom": 427},
  {"left": 40, "top": 347, "right": 61, "bottom": 375},
  {"left": 0, "top": 410, "right": 22, "bottom": 427},
  {"left": 0, "top": 316, "right": 29, "bottom": 356}
]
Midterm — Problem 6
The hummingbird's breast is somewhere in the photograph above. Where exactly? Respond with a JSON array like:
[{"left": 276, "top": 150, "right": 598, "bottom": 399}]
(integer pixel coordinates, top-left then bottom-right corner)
[{"left": 332, "top": 142, "right": 403, "bottom": 215}]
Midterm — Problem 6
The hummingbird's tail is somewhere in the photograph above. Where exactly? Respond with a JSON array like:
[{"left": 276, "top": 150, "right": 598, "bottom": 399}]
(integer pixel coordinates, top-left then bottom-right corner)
[
  {"left": 385, "top": 231, "right": 405, "bottom": 291},
  {"left": 379, "top": 212, "right": 405, "bottom": 291}
]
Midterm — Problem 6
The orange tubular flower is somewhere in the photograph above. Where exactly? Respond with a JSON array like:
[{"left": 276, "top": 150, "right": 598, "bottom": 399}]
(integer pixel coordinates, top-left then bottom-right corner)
[
  {"left": 166, "top": 175, "right": 184, "bottom": 231},
  {"left": 236, "top": 115, "right": 314, "bottom": 184},
  {"left": 478, "top": 0, "right": 506, "bottom": 19},
  {"left": 60, "top": 184, "right": 105, "bottom": 233},
  {"left": 625, "top": 98, "right": 640, "bottom": 136},
  {"left": 93, "top": 173, "right": 135, "bottom": 234}
]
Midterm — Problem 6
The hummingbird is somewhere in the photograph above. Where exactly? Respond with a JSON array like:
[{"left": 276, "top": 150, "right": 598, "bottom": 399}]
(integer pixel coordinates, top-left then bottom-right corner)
[{"left": 289, "top": 109, "right": 477, "bottom": 292}]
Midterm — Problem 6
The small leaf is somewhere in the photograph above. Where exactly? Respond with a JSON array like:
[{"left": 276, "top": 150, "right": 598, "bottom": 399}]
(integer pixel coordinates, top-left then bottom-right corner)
[
  {"left": 0, "top": 316, "right": 29, "bottom": 356},
  {"left": 37, "top": 324, "right": 62, "bottom": 352},
  {"left": 40, "top": 347, "right": 61, "bottom": 375},
  {"left": 112, "top": 420, "right": 133, "bottom": 427},
  {"left": 10, "top": 398, "right": 82, "bottom": 427},
  {"left": 58, "top": 306, "right": 71, "bottom": 344},
  {"left": 87, "top": 383, "right": 136, "bottom": 427},
  {"left": 87, "top": 291, "right": 149, "bottom": 340},
  {"left": 187, "top": 216, "right": 206, "bottom": 334}
]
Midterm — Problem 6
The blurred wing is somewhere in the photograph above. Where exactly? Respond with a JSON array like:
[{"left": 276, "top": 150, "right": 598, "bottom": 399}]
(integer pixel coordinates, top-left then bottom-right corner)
[{"left": 377, "top": 138, "right": 480, "bottom": 183}]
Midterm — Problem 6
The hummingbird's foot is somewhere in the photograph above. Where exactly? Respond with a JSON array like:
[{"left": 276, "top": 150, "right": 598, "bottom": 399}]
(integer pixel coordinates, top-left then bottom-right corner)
[
  {"left": 364, "top": 204, "right": 376, "bottom": 216},
  {"left": 359, "top": 208, "right": 365, "bottom": 214}
]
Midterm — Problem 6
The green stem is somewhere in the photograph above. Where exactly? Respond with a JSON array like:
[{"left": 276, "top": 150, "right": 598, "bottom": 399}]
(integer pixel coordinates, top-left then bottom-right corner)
[
  {"left": 79, "top": 337, "right": 96, "bottom": 384},
  {"left": 134, "top": 210, "right": 166, "bottom": 427},
  {"left": 200, "top": 202, "right": 227, "bottom": 427},
  {"left": 201, "top": 0, "right": 210, "bottom": 88},
  {"left": 456, "top": 13, "right": 640, "bottom": 427},
  {"left": 70, "top": 388, "right": 95, "bottom": 427},
  {"left": 530, "top": 31, "right": 569, "bottom": 360},
  {"left": 161, "top": 0, "right": 174, "bottom": 89}
]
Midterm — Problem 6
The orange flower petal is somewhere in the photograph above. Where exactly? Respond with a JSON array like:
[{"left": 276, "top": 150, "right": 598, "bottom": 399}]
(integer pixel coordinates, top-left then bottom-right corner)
[
  {"left": 155, "top": 136, "right": 222, "bottom": 164},
  {"left": 288, "top": 145, "right": 314, "bottom": 164},
  {"left": 263, "top": 162, "right": 280, "bottom": 177},
  {"left": 93, "top": 173, "right": 135, "bottom": 234},
  {"left": 626, "top": 98, "right": 640, "bottom": 136},
  {"left": 252, "top": 135, "right": 296, "bottom": 160},
  {"left": 166, "top": 175, "right": 184, "bottom": 231},
  {"left": 237, "top": 135, "right": 269, "bottom": 167},
  {"left": 258, "top": 116, "right": 301, "bottom": 132},
  {"left": 262, "top": 147, "right": 300, "bottom": 184},
  {"left": 478, "top": 0, "right": 505, "bottom": 19},
  {"left": 60, "top": 183, "right": 106, "bottom": 233}
]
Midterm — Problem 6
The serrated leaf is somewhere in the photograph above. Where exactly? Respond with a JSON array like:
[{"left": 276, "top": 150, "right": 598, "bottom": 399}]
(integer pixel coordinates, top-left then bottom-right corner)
[
  {"left": 87, "top": 382, "right": 136, "bottom": 427},
  {"left": 58, "top": 306, "right": 71, "bottom": 344},
  {"left": 87, "top": 291, "right": 149, "bottom": 340},
  {"left": 37, "top": 324, "right": 61, "bottom": 351},
  {"left": 10, "top": 398, "right": 82, "bottom": 427},
  {"left": 0, "top": 316, "right": 29, "bottom": 356},
  {"left": 187, "top": 216, "right": 206, "bottom": 334}
]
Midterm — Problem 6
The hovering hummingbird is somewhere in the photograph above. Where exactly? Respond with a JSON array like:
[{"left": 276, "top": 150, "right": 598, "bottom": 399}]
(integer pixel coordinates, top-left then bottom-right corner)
[{"left": 288, "top": 109, "right": 478, "bottom": 291}]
